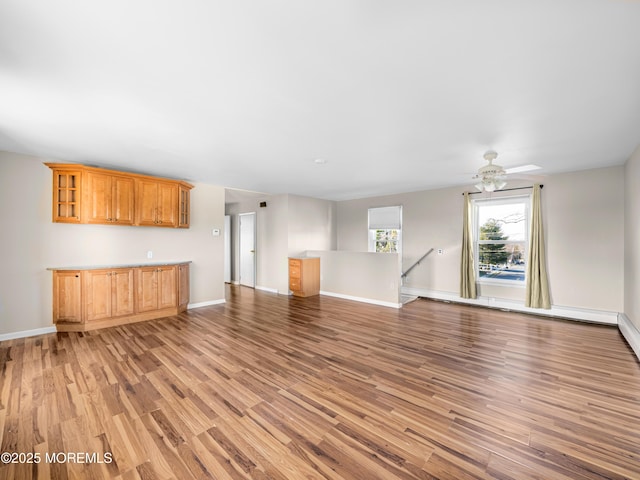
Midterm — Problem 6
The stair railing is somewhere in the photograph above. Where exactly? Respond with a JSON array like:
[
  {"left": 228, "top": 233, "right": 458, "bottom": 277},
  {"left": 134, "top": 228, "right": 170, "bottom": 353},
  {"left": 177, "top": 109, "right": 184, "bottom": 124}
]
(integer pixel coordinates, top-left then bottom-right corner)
[{"left": 401, "top": 248, "right": 434, "bottom": 281}]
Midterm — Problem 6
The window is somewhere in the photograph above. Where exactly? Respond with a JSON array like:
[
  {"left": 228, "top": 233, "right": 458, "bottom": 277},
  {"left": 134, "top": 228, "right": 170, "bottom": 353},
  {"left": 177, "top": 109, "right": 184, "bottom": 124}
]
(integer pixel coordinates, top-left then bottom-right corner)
[
  {"left": 368, "top": 206, "right": 402, "bottom": 253},
  {"left": 474, "top": 196, "right": 530, "bottom": 284}
]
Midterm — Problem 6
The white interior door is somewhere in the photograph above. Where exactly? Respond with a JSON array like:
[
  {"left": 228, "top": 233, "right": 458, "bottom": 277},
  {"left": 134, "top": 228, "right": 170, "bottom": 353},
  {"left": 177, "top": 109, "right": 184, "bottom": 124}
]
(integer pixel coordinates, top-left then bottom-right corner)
[
  {"left": 239, "top": 212, "right": 256, "bottom": 287},
  {"left": 224, "top": 215, "right": 231, "bottom": 283}
]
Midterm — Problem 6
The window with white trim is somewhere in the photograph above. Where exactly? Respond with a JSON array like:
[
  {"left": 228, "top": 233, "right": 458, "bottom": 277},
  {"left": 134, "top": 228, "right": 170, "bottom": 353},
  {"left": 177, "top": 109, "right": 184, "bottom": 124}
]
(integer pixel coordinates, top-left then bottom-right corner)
[
  {"left": 368, "top": 206, "right": 402, "bottom": 253},
  {"left": 473, "top": 196, "right": 530, "bottom": 284}
]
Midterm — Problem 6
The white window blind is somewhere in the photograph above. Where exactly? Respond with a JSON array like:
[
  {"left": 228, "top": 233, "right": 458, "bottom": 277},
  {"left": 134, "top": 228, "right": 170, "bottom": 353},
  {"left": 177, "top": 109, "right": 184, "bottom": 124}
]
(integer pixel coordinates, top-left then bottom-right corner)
[{"left": 368, "top": 206, "right": 402, "bottom": 229}]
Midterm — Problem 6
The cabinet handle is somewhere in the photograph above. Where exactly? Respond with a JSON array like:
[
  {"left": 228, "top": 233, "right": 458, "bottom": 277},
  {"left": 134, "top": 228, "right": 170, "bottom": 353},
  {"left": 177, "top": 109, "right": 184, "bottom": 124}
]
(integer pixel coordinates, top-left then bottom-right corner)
[{"left": 75, "top": 274, "right": 79, "bottom": 278}]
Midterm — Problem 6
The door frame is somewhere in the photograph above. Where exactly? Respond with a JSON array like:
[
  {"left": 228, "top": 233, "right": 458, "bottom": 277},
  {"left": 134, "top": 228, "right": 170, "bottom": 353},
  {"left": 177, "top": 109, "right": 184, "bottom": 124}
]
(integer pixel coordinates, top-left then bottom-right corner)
[{"left": 238, "top": 212, "right": 257, "bottom": 288}]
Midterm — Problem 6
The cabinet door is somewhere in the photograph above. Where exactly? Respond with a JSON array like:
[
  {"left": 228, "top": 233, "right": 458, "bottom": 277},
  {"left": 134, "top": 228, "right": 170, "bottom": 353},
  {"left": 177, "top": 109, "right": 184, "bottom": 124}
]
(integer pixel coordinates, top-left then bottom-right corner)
[
  {"left": 112, "top": 176, "right": 135, "bottom": 225},
  {"left": 289, "top": 258, "right": 301, "bottom": 293},
  {"left": 178, "top": 263, "right": 189, "bottom": 310},
  {"left": 85, "top": 171, "right": 112, "bottom": 224},
  {"left": 52, "top": 170, "right": 82, "bottom": 223},
  {"left": 157, "top": 182, "right": 178, "bottom": 227},
  {"left": 158, "top": 266, "right": 177, "bottom": 309},
  {"left": 178, "top": 186, "right": 190, "bottom": 228},
  {"left": 53, "top": 271, "right": 82, "bottom": 323},
  {"left": 136, "top": 267, "right": 159, "bottom": 312},
  {"left": 112, "top": 268, "right": 135, "bottom": 317},
  {"left": 136, "top": 180, "right": 159, "bottom": 226},
  {"left": 84, "top": 270, "right": 113, "bottom": 321}
]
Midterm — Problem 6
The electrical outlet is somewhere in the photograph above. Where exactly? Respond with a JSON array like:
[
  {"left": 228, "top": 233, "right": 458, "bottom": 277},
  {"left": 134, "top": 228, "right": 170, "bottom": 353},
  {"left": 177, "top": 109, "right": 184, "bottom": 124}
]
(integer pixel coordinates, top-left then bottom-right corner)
[
  {"left": 147, "top": 251, "right": 153, "bottom": 259},
  {"left": 437, "top": 249, "right": 444, "bottom": 255}
]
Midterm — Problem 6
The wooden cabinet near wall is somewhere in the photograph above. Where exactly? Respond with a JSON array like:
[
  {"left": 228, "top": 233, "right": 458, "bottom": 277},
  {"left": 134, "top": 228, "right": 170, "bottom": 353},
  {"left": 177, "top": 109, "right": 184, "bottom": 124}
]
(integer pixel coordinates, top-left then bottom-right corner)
[
  {"left": 83, "top": 268, "right": 135, "bottom": 321},
  {"left": 178, "top": 262, "right": 190, "bottom": 311},
  {"left": 50, "top": 167, "right": 82, "bottom": 223},
  {"left": 50, "top": 262, "right": 190, "bottom": 332},
  {"left": 45, "top": 163, "right": 192, "bottom": 228},
  {"left": 84, "top": 171, "right": 135, "bottom": 225},
  {"left": 289, "top": 257, "right": 320, "bottom": 297},
  {"left": 136, "top": 179, "right": 179, "bottom": 227},
  {"left": 136, "top": 265, "right": 177, "bottom": 312},
  {"left": 53, "top": 270, "right": 82, "bottom": 323},
  {"left": 178, "top": 185, "right": 190, "bottom": 228}
]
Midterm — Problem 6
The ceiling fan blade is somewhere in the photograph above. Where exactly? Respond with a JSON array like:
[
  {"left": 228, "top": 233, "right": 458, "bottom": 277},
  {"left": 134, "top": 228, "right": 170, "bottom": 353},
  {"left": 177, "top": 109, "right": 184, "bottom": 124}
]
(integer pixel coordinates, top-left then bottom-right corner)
[
  {"left": 508, "top": 172, "right": 546, "bottom": 182},
  {"left": 504, "top": 164, "right": 542, "bottom": 175}
]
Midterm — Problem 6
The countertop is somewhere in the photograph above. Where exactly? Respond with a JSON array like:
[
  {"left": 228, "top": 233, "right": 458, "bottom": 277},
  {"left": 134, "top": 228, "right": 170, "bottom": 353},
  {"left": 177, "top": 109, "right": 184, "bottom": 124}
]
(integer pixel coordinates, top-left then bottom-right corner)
[{"left": 47, "top": 261, "right": 191, "bottom": 271}]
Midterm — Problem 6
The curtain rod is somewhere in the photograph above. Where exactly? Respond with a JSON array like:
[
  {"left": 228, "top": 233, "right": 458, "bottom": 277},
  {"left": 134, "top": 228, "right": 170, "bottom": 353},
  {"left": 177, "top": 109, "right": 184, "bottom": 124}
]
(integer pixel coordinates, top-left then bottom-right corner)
[{"left": 463, "top": 185, "right": 543, "bottom": 195}]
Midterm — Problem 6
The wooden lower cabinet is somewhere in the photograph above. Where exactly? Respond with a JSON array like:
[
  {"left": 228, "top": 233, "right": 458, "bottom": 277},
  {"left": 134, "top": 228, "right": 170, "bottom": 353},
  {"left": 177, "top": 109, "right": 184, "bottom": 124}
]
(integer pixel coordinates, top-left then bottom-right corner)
[
  {"left": 53, "top": 271, "right": 82, "bottom": 322},
  {"left": 178, "top": 263, "right": 189, "bottom": 310},
  {"left": 136, "top": 265, "right": 177, "bottom": 312},
  {"left": 83, "top": 268, "right": 135, "bottom": 321},
  {"left": 51, "top": 262, "right": 190, "bottom": 332},
  {"left": 288, "top": 257, "right": 320, "bottom": 297}
]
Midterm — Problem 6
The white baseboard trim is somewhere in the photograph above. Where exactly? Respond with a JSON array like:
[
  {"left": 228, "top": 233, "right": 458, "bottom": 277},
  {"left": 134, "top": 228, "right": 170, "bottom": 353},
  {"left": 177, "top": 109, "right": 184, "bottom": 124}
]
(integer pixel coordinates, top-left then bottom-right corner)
[
  {"left": 320, "top": 290, "right": 402, "bottom": 309},
  {"left": 401, "top": 287, "right": 618, "bottom": 325},
  {"left": 618, "top": 313, "right": 640, "bottom": 362},
  {"left": 255, "top": 285, "right": 278, "bottom": 294},
  {"left": 188, "top": 299, "right": 226, "bottom": 309},
  {"left": 0, "top": 326, "right": 57, "bottom": 342}
]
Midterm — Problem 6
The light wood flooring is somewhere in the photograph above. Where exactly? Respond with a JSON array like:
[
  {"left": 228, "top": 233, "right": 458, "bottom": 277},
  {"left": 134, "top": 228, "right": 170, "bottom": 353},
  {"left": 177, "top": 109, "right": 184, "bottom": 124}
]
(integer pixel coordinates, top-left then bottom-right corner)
[{"left": 1, "top": 285, "right": 640, "bottom": 479}]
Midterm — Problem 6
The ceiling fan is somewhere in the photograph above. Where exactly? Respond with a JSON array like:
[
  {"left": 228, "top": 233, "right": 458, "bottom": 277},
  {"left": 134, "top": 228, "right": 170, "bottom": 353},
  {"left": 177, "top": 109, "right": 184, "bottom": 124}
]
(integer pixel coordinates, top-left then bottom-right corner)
[{"left": 472, "top": 151, "right": 541, "bottom": 192}]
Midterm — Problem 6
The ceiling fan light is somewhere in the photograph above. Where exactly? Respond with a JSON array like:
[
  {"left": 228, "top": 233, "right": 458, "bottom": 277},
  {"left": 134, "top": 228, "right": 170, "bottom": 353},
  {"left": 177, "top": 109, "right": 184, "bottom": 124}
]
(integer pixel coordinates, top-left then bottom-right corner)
[{"left": 473, "top": 151, "right": 510, "bottom": 192}]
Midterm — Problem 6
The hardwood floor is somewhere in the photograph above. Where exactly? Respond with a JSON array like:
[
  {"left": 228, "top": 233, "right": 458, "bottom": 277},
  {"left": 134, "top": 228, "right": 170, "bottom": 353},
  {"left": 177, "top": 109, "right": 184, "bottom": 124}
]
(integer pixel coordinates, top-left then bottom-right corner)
[{"left": 1, "top": 285, "right": 640, "bottom": 479}]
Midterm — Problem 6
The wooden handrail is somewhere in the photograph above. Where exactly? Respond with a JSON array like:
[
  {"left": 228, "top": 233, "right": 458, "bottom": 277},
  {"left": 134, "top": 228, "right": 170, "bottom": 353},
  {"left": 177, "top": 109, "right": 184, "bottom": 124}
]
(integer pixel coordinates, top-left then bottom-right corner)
[{"left": 401, "top": 248, "right": 434, "bottom": 278}]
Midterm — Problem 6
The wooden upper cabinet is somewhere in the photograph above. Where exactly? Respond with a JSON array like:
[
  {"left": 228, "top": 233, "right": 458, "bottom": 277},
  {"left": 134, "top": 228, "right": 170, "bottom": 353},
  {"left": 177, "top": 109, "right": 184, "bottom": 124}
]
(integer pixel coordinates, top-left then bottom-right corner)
[
  {"left": 112, "top": 176, "right": 135, "bottom": 225},
  {"left": 84, "top": 171, "right": 134, "bottom": 225},
  {"left": 46, "top": 163, "right": 192, "bottom": 227},
  {"left": 157, "top": 182, "right": 178, "bottom": 227},
  {"left": 178, "top": 186, "right": 190, "bottom": 228},
  {"left": 136, "top": 179, "right": 178, "bottom": 227},
  {"left": 49, "top": 166, "right": 82, "bottom": 223}
]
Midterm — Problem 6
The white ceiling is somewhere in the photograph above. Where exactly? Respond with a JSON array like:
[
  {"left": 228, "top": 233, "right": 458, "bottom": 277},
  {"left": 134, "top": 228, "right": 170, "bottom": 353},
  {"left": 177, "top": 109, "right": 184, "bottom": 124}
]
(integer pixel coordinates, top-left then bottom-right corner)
[{"left": 1, "top": 1, "right": 639, "bottom": 201}]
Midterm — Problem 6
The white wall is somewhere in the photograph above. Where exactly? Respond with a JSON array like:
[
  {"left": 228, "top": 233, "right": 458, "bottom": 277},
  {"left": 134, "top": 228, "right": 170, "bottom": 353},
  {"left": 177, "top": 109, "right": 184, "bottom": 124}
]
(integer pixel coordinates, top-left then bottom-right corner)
[
  {"left": 288, "top": 194, "right": 337, "bottom": 256},
  {"left": 307, "top": 250, "right": 401, "bottom": 307},
  {"left": 337, "top": 166, "right": 624, "bottom": 314},
  {"left": 226, "top": 194, "right": 336, "bottom": 294},
  {"left": 0, "top": 151, "right": 226, "bottom": 337},
  {"left": 225, "top": 194, "right": 286, "bottom": 291},
  {"left": 625, "top": 145, "right": 640, "bottom": 331},
  {"left": 543, "top": 167, "right": 624, "bottom": 312}
]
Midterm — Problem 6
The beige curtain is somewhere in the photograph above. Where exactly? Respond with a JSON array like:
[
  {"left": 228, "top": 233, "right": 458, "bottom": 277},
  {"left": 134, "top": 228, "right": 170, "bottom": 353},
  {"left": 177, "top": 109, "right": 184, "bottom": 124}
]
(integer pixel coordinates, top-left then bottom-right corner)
[
  {"left": 460, "top": 192, "right": 477, "bottom": 299},
  {"left": 525, "top": 184, "right": 551, "bottom": 308}
]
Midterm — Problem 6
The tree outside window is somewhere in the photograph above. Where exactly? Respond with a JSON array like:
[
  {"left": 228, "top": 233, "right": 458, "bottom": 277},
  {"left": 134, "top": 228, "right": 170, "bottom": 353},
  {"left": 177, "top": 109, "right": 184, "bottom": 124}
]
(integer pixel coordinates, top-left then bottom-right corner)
[
  {"left": 373, "top": 229, "right": 400, "bottom": 253},
  {"left": 368, "top": 206, "right": 402, "bottom": 254},
  {"left": 475, "top": 197, "right": 529, "bottom": 283}
]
